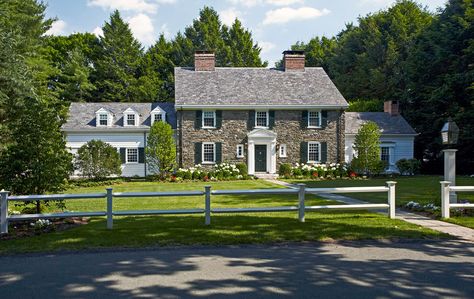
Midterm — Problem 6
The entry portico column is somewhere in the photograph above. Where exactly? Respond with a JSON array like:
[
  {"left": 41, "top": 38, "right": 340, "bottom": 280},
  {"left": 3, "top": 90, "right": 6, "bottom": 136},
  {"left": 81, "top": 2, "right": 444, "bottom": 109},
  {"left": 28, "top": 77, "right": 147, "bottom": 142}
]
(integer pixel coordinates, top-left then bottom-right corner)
[{"left": 248, "top": 140, "right": 255, "bottom": 175}]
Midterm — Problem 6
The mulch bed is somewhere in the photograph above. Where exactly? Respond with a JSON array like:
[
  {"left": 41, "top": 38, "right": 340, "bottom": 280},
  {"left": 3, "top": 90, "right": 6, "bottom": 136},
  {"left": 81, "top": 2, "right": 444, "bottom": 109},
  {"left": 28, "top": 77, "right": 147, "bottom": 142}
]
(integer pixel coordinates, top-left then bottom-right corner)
[{"left": 0, "top": 217, "right": 89, "bottom": 241}]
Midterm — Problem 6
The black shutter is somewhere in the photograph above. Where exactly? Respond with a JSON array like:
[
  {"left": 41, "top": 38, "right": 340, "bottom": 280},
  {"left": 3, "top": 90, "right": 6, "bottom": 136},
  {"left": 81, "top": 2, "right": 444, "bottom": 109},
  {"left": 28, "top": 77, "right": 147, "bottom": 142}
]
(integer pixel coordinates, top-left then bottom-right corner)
[
  {"left": 247, "top": 110, "right": 255, "bottom": 130},
  {"left": 269, "top": 111, "right": 275, "bottom": 129},
  {"left": 216, "top": 110, "right": 222, "bottom": 129},
  {"left": 138, "top": 148, "right": 145, "bottom": 163},
  {"left": 300, "top": 142, "right": 308, "bottom": 163},
  {"left": 164, "top": 113, "right": 168, "bottom": 124},
  {"left": 320, "top": 142, "right": 327, "bottom": 163},
  {"left": 321, "top": 110, "right": 328, "bottom": 128},
  {"left": 120, "top": 148, "right": 126, "bottom": 164},
  {"left": 195, "top": 110, "right": 202, "bottom": 129},
  {"left": 215, "top": 142, "right": 222, "bottom": 163},
  {"left": 194, "top": 142, "right": 202, "bottom": 165},
  {"left": 301, "top": 110, "right": 308, "bottom": 129}
]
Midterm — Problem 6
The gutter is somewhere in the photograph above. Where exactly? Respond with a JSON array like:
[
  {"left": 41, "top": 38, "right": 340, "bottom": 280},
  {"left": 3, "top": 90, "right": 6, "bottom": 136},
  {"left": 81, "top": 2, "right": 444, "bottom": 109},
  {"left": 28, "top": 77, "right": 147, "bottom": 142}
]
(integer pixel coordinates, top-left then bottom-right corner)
[{"left": 175, "top": 104, "right": 349, "bottom": 110}]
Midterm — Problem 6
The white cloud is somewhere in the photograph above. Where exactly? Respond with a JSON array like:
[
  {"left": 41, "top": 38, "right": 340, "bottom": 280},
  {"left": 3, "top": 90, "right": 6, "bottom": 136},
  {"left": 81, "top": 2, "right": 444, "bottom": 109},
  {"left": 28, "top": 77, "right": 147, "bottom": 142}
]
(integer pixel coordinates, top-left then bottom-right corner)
[
  {"left": 258, "top": 41, "right": 276, "bottom": 54},
  {"left": 266, "top": 0, "right": 304, "bottom": 5},
  {"left": 127, "top": 13, "right": 155, "bottom": 46},
  {"left": 88, "top": 0, "right": 157, "bottom": 13},
  {"left": 159, "top": 23, "right": 172, "bottom": 39},
  {"left": 263, "top": 7, "right": 330, "bottom": 25},
  {"left": 92, "top": 26, "right": 104, "bottom": 37},
  {"left": 227, "top": 0, "right": 261, "bottom": 7},
  {"left": 220, "top": 8, "right": 243, "bottom": 26},
  {"left": 46, "top": 20, "right": 67, "bottom": 36}
]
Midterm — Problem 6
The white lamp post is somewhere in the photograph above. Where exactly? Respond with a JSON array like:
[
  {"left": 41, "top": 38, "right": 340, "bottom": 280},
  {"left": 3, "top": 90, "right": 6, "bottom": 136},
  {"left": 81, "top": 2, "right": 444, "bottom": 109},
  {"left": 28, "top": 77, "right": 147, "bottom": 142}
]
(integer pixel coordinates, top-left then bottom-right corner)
[{"left": 441, "top": 118, "right": 459, "bottom": 203}]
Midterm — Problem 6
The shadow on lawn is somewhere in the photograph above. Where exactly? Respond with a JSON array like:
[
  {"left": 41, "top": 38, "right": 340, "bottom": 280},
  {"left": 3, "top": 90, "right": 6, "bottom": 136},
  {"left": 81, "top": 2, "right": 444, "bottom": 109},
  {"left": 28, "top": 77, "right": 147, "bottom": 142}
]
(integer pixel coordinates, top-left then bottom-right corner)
[{"left": 0, "top": 239, "right": 473, "bottom": 298}]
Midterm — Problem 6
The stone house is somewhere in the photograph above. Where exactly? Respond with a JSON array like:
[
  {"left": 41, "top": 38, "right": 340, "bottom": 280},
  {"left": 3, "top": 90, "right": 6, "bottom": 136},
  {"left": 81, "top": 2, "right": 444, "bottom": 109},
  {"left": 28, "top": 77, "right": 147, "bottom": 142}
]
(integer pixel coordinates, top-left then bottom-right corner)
[{"left": 174, "top": 51, "right": 348, "bottom": 175}]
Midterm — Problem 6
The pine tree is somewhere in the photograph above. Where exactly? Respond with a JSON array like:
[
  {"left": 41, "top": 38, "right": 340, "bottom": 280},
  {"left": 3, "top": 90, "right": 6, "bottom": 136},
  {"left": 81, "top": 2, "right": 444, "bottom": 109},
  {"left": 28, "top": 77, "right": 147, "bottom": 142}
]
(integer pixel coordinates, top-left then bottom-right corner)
[{"left": 94, "top": 10, "right": 144, "bottom": 102}]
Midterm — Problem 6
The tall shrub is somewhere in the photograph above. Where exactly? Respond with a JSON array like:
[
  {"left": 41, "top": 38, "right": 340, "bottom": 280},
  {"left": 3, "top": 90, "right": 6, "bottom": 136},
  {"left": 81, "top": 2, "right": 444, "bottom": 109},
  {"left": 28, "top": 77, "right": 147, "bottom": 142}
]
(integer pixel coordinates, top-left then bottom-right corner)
[
  {"left": 146, "top": 121, "right": 176, "bottom": 178},
  {"left": 76, "top": 140, "right": 121, "bottom": 180},
  {"left": 351, "top": 121, "right": 382, "bottom": 175}
]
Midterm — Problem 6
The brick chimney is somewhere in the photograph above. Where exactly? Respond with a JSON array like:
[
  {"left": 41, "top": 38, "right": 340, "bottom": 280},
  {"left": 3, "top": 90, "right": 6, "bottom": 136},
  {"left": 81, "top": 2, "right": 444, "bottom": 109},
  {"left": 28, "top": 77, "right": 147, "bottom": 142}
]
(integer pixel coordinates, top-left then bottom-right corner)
[
  {"left": 384, "top": 100, "right": 400, "bottom": 116},
  {"left": 194, "top": 50, "right": 215, "bottom": 71},
  {"left": 283, "top": 50, "right": 305, "bottom": 71}
]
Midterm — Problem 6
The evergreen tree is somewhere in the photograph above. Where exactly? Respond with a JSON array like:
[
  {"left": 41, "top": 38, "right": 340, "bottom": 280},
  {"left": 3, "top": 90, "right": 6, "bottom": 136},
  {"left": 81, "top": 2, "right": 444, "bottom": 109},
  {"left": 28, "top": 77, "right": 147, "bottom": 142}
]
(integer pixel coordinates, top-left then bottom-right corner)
[
  {"left": 351, "top": 121, "right": 383, "bottom": 176},
  {"left": 146, "top": 121, "right": 176, "bottom": 178},
  {"left": 94, "top": 10, "right": 144, "bottom": 102},
  {"left": 279, "top": 36, "right": 336, "bottom": 69}
]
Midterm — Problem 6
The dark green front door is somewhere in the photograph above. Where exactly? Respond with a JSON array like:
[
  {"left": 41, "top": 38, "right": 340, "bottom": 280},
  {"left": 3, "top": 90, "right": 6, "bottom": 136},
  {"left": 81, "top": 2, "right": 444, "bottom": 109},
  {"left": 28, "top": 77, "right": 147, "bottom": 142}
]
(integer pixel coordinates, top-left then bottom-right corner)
[{"left": 255, "top": 145, "right": 267, "bottom": 172}]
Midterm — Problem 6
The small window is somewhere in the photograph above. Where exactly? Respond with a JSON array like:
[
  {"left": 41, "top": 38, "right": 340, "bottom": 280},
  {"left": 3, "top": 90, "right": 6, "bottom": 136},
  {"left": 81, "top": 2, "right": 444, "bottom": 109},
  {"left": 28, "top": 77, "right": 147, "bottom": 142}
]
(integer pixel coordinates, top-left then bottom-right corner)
[
  {"left": 202, "top": 111, "right": 216, "bottom": 128},
  {"left": 126, "top": 148, "right": 138, "bottom": 163},
  {"left": 279, "top": 144, "right": 287, "bottom": 158},
  {"left": 126, "top": 114, "right": 136, "bottom": 126},
  {"left": 202, "top": 143, "right": 216, "bottom": 163},
  {"left": 154, "top": 114, "right": 163, "bottom": 123},
  {"left": 255, "top": 111, "right": 268, "bottom": 127},
  {"left": 381, "top": 147, "right": 390, "bottom": 164},
  {"left": 236, "top": 144, "right": 244, "bottom": 158},
  {"left": 308, "top": 111, "right": 321, "bottom": 127},
  {"left": 308, "top": 142, "right": 320, "bottom": 163},
  {"left": 98, "top": 114, "right": 108, "bottom": 126}
]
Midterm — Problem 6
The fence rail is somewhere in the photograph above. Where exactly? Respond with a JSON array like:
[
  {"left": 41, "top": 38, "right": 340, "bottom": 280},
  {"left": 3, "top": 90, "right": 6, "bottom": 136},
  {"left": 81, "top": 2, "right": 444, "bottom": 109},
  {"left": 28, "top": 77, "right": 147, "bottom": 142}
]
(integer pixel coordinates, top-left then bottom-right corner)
[
  {"left": 440, "top": 181, "right": 474, "bottom": 218},
  {"left": 0, "top": 181, "right": 397, "bottom": 234}
]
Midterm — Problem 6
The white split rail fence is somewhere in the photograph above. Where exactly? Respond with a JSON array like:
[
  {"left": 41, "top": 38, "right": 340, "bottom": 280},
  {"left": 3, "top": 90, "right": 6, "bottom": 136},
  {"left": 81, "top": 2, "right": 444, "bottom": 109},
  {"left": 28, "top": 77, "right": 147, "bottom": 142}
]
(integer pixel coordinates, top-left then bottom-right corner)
[
  {"left": 0, "top": 181, "right": 397, "bottom": 234},
  {"left": 440, "top": 181, "right": 474, "bottom": 218}
]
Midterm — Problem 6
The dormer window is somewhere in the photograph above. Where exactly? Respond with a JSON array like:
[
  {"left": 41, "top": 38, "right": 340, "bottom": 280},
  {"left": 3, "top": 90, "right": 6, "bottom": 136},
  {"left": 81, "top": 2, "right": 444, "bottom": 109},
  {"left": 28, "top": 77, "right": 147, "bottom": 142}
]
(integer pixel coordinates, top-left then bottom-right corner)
[
  {"left": 150, "top": 106, "right": 166, "bottom": 126},
  {"left": 123, "top": 108, "right": 139, "bottom": 127},
  {"left": 95, "top": 108, "right": 112, "bottom": 127},
  {"left": 99, "top": 113, "right": 108, "bottom": 126}
]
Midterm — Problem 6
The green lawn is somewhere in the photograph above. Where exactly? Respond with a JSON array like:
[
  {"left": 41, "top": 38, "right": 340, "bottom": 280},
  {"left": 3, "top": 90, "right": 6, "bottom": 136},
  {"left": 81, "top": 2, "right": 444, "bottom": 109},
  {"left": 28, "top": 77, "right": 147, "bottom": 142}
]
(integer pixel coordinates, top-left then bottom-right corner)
[
  {"left": 1, "top": 180, "right": 445, "bottom": 254},
  {"left": 287, "top": 175, "right": 474, "bottom": 229}
]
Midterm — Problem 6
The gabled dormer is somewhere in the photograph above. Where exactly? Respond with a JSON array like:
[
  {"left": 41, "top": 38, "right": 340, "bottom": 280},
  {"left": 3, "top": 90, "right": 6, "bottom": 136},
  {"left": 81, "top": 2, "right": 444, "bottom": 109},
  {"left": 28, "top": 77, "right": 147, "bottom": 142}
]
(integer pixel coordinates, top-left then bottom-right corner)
[
  {"left": 150, "top": 106, "right": 166, "bottom": 126},
  {"left": 95, "top": 108, "right": 113, "bottom": 127},
  {"left": 123, "top": 107, "right": 139, "bottom": 127}
]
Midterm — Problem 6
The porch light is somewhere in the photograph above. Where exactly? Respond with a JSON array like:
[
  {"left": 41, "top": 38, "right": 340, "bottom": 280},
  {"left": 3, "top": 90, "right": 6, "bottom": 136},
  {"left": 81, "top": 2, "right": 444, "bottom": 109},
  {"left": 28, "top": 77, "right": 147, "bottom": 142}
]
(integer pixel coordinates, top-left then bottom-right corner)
[{"left": 441, "top": 118, "right": 459, "bottom": 145}]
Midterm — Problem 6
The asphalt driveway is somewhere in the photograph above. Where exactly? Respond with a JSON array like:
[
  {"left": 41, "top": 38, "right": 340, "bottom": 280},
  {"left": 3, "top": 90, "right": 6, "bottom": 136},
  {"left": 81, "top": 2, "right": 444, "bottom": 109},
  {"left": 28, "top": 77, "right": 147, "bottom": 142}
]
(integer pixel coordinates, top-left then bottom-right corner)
[{"left": 1, "top": 239, "right": 473, "bottom": 298}]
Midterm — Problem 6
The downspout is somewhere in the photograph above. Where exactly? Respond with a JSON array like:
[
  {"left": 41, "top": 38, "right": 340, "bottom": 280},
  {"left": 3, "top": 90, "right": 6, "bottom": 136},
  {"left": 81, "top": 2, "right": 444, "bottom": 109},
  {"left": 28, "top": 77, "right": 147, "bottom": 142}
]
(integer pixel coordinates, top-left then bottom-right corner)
[
  {"left": 179, "top": 108, "right": 183, "bottom": 168},
  {"left": 336, "top": 109, "right": 342, "bottom": 163}
]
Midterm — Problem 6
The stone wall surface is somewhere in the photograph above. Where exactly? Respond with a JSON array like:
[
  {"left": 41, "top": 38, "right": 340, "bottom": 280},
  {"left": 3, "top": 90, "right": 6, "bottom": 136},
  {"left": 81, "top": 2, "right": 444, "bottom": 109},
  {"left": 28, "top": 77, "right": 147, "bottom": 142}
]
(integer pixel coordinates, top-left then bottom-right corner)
[{"left": 178, "top": 110, "right": 345, "bottom": 170}]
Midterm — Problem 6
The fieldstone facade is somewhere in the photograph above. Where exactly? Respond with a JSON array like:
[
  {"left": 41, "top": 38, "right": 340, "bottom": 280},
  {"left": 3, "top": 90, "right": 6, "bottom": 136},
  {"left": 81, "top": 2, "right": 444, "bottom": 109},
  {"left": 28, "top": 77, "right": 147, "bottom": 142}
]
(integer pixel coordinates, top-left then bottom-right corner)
[{"left": 177, "top": 109, "right": 345, "bottom": 171}]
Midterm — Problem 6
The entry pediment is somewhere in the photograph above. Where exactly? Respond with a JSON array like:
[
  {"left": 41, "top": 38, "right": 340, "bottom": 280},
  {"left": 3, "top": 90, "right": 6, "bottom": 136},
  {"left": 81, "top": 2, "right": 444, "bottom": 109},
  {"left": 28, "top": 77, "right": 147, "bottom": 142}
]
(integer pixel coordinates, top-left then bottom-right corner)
[{"left": 247, "top": 128, "right": 277, "bottom": 139}]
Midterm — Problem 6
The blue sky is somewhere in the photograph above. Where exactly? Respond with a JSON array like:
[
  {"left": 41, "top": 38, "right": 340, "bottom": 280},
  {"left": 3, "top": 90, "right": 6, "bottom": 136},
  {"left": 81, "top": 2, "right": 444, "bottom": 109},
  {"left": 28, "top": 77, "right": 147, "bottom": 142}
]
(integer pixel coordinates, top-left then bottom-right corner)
[{"left": 44, "top": 0, "right": 447, "bottom": 66}]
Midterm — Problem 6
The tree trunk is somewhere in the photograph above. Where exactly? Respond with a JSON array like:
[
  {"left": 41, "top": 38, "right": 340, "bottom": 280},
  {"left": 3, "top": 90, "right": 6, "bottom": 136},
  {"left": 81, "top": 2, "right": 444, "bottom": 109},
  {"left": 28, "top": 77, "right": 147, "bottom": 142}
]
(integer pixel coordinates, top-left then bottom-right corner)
[{"left": 36, "top": 200, "right": 41, "bottom": 214}]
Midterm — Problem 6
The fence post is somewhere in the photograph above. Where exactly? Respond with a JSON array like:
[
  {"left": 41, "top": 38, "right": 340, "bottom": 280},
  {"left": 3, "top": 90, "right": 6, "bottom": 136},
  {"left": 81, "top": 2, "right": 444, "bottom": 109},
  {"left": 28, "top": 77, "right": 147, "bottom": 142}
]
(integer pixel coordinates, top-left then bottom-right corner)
[
  {"left": 0, "top": 191, "right": 8, "bottom": 234},
  {"left": 298, "top": 183, "right": 306, "bottom": 223},
  {"left": 386, "top": 181, "right": 397, "bottom": 219},
  {"left": 440, "top": 181, "right": 451, "bottom": 218},
  {"left": 205, "top": 186, "right": 211, "bottom": 225},
  {"left": 106, "top": 188, "right": 113, "bottom": 229}
]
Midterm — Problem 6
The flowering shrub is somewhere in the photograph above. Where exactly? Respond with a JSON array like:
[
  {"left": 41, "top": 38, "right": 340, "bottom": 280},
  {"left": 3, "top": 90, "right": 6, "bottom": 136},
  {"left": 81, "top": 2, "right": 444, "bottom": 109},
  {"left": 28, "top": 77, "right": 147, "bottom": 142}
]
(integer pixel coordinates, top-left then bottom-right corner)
[
  {"left": 405, "top": 201, "right": 440, "bottom": 212},
  {"left": 280, "top": 163, "right": 356, "bottom": 179},
  {"left": 30, "top": 219, "right": 52, "bottom": 229},
  {"left": 174, "top": 163, "right": 250, "bottom": 181}
]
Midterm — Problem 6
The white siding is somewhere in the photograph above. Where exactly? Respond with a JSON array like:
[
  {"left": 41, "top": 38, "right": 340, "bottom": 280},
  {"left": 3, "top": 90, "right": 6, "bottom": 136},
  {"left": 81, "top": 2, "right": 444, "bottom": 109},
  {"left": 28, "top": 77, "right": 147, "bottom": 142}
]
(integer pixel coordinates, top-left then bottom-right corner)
[
  {"left": 344, "top": 134, "right": 415, "bottom": 173},
  {"left": 66, "top": 132, "right": 149, "bottom": 177}
]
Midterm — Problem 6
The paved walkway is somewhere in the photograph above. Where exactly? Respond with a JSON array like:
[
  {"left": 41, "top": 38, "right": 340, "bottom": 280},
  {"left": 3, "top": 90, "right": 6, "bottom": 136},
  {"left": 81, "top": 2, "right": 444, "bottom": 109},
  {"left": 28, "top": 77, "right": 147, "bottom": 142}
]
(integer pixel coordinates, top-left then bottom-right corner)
[
  {"left": 1, "top": 240, "right": 473, "bottom": 298},
  {"left": 267, "top": 179, "right": 474, "bottom": 242}
]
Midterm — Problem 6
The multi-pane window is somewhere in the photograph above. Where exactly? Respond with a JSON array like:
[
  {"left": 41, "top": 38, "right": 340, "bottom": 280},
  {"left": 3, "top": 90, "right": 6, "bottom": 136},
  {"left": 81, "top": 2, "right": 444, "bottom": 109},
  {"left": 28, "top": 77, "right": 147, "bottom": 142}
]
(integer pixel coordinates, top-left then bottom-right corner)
[
  {"left": 126, "top": 148, "right": 138, "bottom": 163},
  {"left": 381, "top": 147, "right": 390, "bottom": 164},
  {"left": 308, "top": 142, "right": 320, "bottom": 162},
  {"left": 255, "top": 111, "right": 268, "bottom": 127},
  {"left": 236, "top": 144, "right": 244, "bottom": 158},
  {"left": 154, "top": 114, "right": 163, "bottom": 123},
  {"left": 99, "top": 114, "right": 108, "bottom": 126},
  {"left": 203, "top": 143, "right": 215, "bottom": 163},
  {"left": 279, "top": 144, "right": 287, "bottom": 157},
  {"left": 202, "top": 111, "right": 216, "bottom": 128},
  {"left": 308, "top": 111, "right": 321, "bottom": 127},
  {"left": 126, "top": 114, "right": 136, "bottom": 126}
]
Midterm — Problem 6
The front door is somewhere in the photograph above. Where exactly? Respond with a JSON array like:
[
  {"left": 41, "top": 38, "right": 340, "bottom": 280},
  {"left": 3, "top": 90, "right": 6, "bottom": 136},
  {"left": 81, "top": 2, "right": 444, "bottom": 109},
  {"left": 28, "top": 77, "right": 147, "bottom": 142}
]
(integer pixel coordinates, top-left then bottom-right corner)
[{"left": 255, "top": 145, "right": 267, "bottom": 172}]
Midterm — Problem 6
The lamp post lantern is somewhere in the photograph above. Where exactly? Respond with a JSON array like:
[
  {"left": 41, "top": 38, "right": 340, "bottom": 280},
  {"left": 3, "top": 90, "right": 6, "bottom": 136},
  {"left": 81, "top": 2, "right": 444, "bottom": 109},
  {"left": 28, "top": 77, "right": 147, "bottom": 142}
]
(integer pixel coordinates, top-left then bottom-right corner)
[{"left": 441, "top": 118, "right": 459, "bottom": 203}]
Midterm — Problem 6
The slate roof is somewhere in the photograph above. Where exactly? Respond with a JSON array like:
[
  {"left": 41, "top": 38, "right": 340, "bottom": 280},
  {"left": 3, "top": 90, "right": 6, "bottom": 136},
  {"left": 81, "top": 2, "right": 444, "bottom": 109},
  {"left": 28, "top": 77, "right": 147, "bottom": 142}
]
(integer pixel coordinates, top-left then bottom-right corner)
[
  {"left": 174, "top": 67, "right": 348, "bottom": 107},
  {"left": 62, "top": 102, "right": 176, "bottom": 131},
  {"left": 345, "top": 112, "right": 417, "bottom": 135}
]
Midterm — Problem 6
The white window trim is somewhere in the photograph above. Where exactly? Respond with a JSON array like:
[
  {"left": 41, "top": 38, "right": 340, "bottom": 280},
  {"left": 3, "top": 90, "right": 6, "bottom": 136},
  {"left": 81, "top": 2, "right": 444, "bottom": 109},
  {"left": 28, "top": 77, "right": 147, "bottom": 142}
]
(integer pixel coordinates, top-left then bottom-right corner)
[
  {"left": 279, "top": 144, "right": 287, "bottom": 158},
  {"left": 97, "top": 113, "right": 110, "bottom": 127},
  {"left": 202, "top": 110, "right": 217, "bottom": 129},
  {"left": 255, "top": 110, "right": 269, "bottom": 128},
  {"left": 307, "top": 110, "right": 322, "bottom": 128},
  {"left": 380, "top": 144, "right": 395, "bottom": 166},
  {"left": 307, "top": 141, "right": 321, "bottom": 163},
  {"left": 126, "top": 148, "right": 139, "bottom": 164},
  {"left": 151, "top": 112, "right": 166, "bottom": 125},
  {"left": 236, "top": 144, "right": 244, "bottom": 158},
  {"left": 202, "top": 142, "right": 216, "bottom": 164},
  {"left": 124, "top": 113, "right": 139, "bottom": 127}
]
